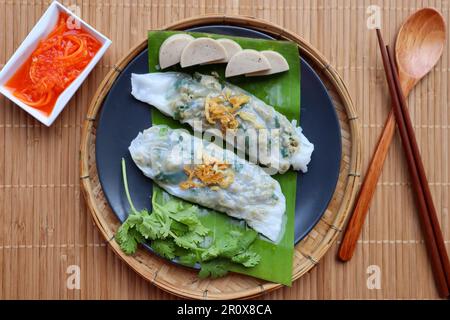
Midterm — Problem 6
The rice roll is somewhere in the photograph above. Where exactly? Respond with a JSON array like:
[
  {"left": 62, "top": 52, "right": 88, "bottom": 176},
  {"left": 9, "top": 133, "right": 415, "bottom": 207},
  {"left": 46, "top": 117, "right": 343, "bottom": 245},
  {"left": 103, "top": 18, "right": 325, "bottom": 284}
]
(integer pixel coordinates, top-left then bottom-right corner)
[
  {"left": 129, "top": 125, "right": 286, "bottom": 242},
  {"left": 131, "top": 72, "right": 314, "bottom": 174}
]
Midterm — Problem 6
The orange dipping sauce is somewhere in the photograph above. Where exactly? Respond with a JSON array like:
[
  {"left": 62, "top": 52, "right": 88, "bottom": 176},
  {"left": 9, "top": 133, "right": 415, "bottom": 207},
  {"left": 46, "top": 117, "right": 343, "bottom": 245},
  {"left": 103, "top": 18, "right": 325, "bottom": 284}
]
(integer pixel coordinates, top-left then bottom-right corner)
[{"left": 5, "top": 12, "right": 102, "bottom": 115}]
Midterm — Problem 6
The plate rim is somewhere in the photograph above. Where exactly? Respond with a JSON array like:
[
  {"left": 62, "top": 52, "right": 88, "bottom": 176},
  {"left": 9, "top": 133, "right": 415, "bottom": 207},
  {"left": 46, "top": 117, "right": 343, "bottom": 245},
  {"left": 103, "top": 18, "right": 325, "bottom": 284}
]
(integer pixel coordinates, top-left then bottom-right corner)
[{"left": 80, "top": 15, "right": 361, "bottom": 300}]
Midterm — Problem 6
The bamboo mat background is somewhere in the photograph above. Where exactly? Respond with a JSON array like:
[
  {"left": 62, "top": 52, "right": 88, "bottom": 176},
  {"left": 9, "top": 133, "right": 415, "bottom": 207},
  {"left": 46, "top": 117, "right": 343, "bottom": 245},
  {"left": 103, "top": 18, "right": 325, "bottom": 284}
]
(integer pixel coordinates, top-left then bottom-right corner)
[{"left": 0, "top": 0, "right": 448, "bottom": 299}]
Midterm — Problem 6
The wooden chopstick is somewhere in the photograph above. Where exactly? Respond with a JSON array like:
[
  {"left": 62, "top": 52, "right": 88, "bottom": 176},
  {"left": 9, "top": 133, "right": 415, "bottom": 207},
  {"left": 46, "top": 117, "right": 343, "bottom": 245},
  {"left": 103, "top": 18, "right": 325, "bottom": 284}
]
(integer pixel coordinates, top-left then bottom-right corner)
[
  {"left": 338, "top": 113, "right": 395, "bottom": 261},
  {"left": 386, "top": 45, "right": 450, "bottom": 291},
  {"left": 375, "top": 29, "right": 450, "bottom": 298}
]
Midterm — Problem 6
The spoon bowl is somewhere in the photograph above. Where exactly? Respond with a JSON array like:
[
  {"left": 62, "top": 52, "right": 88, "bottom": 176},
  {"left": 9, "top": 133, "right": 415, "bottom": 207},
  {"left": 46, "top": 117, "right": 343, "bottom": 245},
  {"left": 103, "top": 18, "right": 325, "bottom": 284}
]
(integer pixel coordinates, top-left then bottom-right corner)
[{"left": 396, "top": 8, "right": 446, "bottom": 95}]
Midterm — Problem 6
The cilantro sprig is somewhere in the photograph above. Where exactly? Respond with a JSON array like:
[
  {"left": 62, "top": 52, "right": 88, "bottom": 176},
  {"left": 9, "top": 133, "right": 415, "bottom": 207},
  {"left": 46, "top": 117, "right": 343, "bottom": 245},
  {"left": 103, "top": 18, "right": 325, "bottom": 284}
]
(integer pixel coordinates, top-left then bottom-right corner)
[{"left": 116, "top": 158, "right": 261, "bottom": 278}]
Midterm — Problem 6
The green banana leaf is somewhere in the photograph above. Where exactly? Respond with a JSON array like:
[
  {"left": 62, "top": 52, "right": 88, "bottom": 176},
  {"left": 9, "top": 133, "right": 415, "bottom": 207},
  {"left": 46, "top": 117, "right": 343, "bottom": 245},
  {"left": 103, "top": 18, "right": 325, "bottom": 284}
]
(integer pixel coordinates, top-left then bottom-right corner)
[{"left": 147, "top": 30, "right": 300, "bottom": 286}]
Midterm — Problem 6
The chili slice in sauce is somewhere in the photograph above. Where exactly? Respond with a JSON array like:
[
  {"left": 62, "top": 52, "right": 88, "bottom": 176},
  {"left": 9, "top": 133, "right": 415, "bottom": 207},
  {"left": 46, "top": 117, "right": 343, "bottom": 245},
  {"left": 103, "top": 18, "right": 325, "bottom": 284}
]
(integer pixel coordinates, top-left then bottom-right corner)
[{"left": 5, "top": 12, "right": 102, "bottom": 115}]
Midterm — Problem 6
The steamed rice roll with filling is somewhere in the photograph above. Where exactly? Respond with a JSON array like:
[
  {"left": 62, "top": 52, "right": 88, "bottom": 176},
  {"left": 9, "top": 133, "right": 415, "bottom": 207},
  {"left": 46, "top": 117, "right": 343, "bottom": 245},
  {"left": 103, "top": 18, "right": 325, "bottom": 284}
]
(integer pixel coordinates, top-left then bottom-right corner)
[
  {"left": 128, "top": 125, "right": 286, "bottom": 242},
  {"left": 131, "top": 72, "right": 314, "bottom": 175}
]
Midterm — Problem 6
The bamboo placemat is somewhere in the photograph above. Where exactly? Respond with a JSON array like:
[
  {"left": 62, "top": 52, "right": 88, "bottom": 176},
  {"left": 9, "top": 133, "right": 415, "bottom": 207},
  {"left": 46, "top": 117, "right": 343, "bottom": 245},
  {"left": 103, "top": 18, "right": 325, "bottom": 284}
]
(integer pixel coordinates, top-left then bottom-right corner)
[{"left": 0, "top": 0, "right": 449, "bottom": 299}]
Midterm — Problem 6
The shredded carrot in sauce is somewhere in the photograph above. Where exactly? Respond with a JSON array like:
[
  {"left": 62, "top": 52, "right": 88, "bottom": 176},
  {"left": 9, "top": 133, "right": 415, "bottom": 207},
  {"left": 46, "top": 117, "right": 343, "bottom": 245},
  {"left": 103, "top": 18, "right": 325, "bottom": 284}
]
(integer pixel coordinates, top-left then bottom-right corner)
[
  {"left": 179, "top": 155, "right": 235, "bottom": 190},
  {"left": 5, "top": 13, "right": 102, "bottom": 115}
]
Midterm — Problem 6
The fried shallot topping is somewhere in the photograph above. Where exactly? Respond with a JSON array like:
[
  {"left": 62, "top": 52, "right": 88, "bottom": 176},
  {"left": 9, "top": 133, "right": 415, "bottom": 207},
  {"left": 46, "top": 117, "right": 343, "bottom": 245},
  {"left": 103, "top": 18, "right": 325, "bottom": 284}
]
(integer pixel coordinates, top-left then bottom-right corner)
[
  {"left": 179, "top": 155, "right": 235, "bottom": 190},
  {"left": 204, "top": 93, "right": 249, "bottom": 132}
]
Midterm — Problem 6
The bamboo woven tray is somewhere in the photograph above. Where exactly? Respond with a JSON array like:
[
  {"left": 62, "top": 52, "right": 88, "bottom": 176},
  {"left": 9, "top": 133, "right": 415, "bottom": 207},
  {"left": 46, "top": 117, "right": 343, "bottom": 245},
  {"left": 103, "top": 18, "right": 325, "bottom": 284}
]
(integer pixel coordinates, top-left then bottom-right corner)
[{"left": 80, "top": 15, "right": 361, "bottom": 300}]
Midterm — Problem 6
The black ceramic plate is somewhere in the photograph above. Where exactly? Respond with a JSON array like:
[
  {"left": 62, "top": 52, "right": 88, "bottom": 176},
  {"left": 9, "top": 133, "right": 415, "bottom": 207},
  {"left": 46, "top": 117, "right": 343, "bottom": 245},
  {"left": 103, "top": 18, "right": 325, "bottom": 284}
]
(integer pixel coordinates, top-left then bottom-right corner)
[{"left": 96, "top": 25, "right": 341, "bottom": 249}]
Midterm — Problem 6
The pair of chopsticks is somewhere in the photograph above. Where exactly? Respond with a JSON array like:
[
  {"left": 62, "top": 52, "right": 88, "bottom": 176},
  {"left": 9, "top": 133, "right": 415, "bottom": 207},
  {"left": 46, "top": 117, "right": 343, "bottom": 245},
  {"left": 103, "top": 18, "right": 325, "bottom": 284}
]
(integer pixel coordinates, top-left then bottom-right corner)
[{"left": 376, "top": 29, "right": 450, "bottom": 298}]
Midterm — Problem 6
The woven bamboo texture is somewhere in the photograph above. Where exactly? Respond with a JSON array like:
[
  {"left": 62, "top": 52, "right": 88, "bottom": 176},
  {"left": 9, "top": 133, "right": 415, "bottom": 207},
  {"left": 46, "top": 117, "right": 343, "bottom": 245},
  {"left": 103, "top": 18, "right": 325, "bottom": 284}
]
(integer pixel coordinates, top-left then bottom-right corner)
[{"left": 1, "top": 0, "right": 449, "bottom": 299}]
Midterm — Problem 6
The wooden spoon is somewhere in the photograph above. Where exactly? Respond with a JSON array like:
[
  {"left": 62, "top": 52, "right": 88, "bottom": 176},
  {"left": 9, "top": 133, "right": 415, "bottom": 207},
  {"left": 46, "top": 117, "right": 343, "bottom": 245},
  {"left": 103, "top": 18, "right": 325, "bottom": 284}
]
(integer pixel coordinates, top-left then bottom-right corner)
[{"left": 338, "top": 8, "right": 446, "bottom": 261}]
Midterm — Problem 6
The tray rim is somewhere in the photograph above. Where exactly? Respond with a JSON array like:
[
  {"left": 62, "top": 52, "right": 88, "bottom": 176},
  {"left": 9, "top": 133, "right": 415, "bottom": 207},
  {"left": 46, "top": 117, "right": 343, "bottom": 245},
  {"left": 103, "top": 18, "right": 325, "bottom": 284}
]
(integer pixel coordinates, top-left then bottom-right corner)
[{"left": 80, "top": 14, "right": 361, "bottom": 300}]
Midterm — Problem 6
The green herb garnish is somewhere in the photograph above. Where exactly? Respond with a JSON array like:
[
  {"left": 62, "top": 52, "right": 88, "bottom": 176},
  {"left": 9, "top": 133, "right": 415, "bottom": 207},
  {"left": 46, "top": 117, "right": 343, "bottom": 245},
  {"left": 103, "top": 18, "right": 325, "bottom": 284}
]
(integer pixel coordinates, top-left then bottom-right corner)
[
  {"left": 198, "top": 259, "right": 229, "bottom": 279},
  {"left": 115, "top": 158, "right": 261, "bottom": 278}
]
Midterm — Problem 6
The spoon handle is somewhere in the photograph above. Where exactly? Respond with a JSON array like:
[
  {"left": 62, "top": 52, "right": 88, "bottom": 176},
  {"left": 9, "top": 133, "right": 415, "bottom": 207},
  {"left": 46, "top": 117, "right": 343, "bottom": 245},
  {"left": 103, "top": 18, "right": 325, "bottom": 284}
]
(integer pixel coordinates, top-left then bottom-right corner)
[{"left": 338, "top": 110, "right": 395, "bottom": 261}]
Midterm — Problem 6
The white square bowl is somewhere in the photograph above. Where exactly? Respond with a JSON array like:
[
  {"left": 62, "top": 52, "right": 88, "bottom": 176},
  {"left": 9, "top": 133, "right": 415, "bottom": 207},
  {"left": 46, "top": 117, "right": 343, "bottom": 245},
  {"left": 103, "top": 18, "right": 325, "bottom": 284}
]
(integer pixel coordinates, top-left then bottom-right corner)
[{"left": 0, "top": 1, "right": 111, "bottom": 126}]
